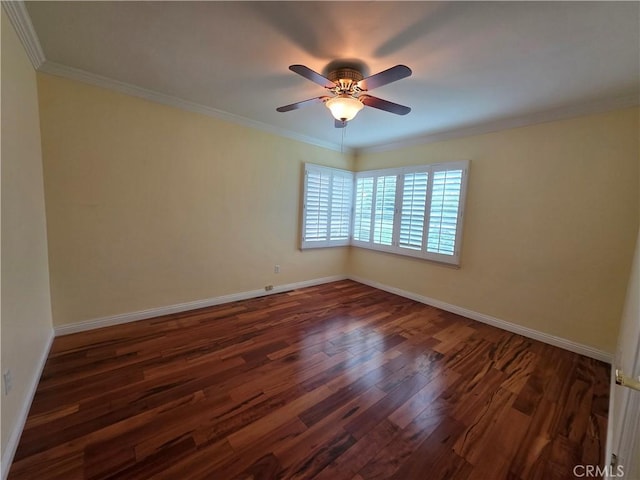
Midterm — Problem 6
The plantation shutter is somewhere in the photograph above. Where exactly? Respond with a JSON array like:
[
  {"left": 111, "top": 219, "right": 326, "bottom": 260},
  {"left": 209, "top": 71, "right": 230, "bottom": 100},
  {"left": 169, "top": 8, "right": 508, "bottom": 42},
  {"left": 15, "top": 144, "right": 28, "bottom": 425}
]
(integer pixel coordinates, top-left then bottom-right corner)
[
  {"left": 427, "top": 168, "right": 464, "bottom": 256},
  {"left": 399, "top": 172, "right": 428, "bottom": 250},
  {"left": 372, "top": 175, "right": 397, "bottom": 246},
  {"left": 301, "top": 164, "right": 353, "bottom": 249},
  {"left": 353, "top": 177, "right": 374, "bottom": 242},
  {"left": 303, "top": 167, "right": 330, "bottom": 244},
  {"left": 330, "top": 173, "right": 353, "bottom": 241}
]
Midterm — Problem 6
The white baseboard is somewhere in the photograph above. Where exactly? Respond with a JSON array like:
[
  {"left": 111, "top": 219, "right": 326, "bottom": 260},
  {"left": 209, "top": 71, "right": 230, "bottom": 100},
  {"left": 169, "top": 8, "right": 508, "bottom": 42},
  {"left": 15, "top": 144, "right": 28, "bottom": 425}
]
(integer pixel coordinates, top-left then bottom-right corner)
[
  {"left": 348, "top": 275, "right": 613, "bottom": 364},
  {"left": 1, "top": 327, "right": 54, "bottom": 480},
  {"left": 54, "top": 275, "right": 348, "bottom": 336}
]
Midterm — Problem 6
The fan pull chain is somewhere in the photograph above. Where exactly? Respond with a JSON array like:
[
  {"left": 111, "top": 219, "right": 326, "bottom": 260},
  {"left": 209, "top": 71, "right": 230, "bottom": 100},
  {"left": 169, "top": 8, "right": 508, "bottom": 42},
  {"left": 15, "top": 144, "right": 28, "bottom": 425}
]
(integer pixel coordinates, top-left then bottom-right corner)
[{"left": 341, "top": 122, "right": 346, "bottom": 153}]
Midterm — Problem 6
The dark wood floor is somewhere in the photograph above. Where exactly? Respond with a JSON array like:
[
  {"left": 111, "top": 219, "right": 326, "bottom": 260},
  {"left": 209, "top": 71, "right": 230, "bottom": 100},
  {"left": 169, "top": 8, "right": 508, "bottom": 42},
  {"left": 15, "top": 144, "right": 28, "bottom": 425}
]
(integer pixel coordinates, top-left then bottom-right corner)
[{"left": 9, "top": 280, "right": 610, "bottom": 480}]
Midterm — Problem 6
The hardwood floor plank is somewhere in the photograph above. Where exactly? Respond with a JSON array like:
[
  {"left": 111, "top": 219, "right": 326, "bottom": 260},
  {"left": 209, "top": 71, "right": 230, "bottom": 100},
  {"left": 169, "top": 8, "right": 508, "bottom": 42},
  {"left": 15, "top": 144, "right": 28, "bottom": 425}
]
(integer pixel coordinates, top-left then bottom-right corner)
[
  {"left": 8, "top": 280, "right": 610, "bottom": 479},
  {"left": 357, "top": 398, "right": 453, "bottom": 480},
  {"left": 582, "top": 412, "right": 607, "bottom": 467},
  {"left": 229, "top": 453, "right": 282, "bottom": 480},
  {"left": 313, "top": 419, "right": 399, "bottom": 480},
  {"left": 226, "top": 386, "right": 333, "bottom": 451},
  {"left": 23, "top": 404, "right": 79, "bottom": 429},
  {"left": 274, "top": 386, "right": 387, "bottom": 463},
  {"left": 452, "top": 387, "right": 516, "bottom": 464},
  {"left": 509, "top": 395, "right": 558, "bottom": 479},
  {"left": 278, "top": 428, "right": 357, "bottom": 480},
  {"left": 84, "top": 440, "right": 137, "bottom": 480},
  {"left": 150, "top": 439, "right": 237, "bottom": 480},
  {"left": 213, "top": 418, "right": 309, "bottom": 479},
  {"left": 9, "top": 450, "right": 84, "bottom": 480},
  {"left": 344, "top": 371, "right": 432, "bottom": 440},
  {"left": 386, "top": 415, "right": 467, "bottom": 480},
  {"left": 465, "top": 405, "right": 531, "bottom": 480},
  {"left": 449, "top": 367, "right": 507, "bottom": 425},
  {"left": 387, "top": 368, "right": 460, "bottom": 429},
  {"left": 102, "top": 436, "right": 196, "bottom": 480}
]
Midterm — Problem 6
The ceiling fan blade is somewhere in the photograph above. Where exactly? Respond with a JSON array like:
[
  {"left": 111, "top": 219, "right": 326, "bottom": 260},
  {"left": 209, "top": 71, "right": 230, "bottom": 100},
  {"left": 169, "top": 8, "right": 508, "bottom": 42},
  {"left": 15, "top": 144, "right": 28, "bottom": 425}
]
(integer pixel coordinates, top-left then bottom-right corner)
[
  {"left": 358, "top": 65, "right": 412, "bottom": 91},
  {"left": 360, "top": 95, "right": 411, "bottom": 115},
  {"left": 335, "top": 119, "right": 347, "bottom": 129},
  {"left": 289, "top": 65, "right": 335, "bottom": 89},
  {"left": 276, "top": 96, "right": 330, "bottom": 112}
]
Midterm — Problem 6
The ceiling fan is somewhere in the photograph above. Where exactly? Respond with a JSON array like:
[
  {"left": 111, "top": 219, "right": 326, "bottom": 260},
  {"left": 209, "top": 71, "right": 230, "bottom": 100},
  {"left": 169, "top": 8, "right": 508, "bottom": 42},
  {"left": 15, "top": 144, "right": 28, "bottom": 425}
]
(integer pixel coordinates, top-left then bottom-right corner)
[{"left": 276, "top": 64, "right": 412, "bottom": 128}]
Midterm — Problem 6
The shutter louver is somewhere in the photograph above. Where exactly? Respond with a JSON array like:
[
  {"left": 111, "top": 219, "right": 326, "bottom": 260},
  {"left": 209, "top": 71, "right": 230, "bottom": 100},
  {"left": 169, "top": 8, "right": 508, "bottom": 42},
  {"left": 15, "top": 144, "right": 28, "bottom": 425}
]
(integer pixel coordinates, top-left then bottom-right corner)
[
  {"left": 427, "top": 169, "right": 463, "bottom": 255},
  {"left": 399, "top": 172, "right": 428, "bottom": 250},
  {"left": 304, "top": 169, "right": 330, "bottom": 242}
]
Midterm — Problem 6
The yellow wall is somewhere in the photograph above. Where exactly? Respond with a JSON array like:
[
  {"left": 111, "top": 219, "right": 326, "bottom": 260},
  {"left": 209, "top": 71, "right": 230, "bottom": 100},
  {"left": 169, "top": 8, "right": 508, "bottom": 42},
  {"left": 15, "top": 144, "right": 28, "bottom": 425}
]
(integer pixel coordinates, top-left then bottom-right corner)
[
  {"left": 36, "top": 72, "right": 638, "bottom": 355},
  {"left": 37, "top": 74, "right": 352, "bottom": 326},
  {"left": 351, "top": 108, "right": 639, "bottom": 353},
  {"left": 1, "top": 11, "right": 53, "bottom": 461}
]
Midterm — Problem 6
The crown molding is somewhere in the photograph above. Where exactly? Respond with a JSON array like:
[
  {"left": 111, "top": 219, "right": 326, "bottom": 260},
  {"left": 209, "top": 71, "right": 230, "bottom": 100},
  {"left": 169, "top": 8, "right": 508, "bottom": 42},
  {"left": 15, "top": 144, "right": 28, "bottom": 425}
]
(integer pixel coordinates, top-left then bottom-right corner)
[
  {"left": 2, "top": 0, "right": 45, "bottom": 69},
  {"left": 359, "top": 93, "right": 640, "bottom": 154},
  {"left": 38, "top": 61, "right": 348, "bottom": 154}
]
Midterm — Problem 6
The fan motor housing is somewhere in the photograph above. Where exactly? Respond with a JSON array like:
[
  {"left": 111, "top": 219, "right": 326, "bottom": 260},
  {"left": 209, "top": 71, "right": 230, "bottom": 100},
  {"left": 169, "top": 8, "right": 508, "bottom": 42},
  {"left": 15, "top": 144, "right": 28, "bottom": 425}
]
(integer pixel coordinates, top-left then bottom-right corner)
[
  {"left": 328, "top": 68, "right": 364, "bottom": 84},
  {"left": 327, "top": 68, "right": 364, "bottom": 83},
  {"left": 328, "top": 68, "right": 364, "bottom": 93}
]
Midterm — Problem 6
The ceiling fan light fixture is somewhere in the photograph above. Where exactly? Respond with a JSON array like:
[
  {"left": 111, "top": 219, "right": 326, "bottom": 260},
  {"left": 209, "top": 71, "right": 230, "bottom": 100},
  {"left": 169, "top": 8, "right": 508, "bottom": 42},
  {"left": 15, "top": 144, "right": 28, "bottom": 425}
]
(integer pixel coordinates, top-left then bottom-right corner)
[{"left": 325, "top": 95, "right": 364, "bottom": 122}]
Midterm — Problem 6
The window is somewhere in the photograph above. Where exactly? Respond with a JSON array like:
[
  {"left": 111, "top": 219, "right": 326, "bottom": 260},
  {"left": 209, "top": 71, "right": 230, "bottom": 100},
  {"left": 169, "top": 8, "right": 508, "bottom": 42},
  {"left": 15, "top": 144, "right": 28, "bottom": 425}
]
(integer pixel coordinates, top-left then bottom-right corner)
[
  {"left": 301, "top": 164, "right": 354, "bottom": 249},
  {"left": 353, "top": 161, "right": 468, "bottom": 265},
  {"left": 301, "top": 161, "right": 469, "bottom": 265}
]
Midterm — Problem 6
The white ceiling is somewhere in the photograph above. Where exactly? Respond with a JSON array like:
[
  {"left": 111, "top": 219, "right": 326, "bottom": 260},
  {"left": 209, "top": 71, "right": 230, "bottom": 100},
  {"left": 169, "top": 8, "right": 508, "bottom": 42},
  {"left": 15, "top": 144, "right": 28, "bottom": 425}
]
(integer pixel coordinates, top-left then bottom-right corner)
[{"left": 24, "top": 1, "right": 640, "bottom": 150}]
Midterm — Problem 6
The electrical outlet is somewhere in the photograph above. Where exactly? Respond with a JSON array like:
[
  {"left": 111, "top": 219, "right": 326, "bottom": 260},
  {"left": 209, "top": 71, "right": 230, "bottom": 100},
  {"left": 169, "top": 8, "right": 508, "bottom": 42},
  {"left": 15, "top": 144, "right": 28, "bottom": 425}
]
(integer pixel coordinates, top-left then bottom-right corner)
[
  {"left": 274, "top": 265, "right": 280, "bottom": 274},
  {"left": 265, "top": 285, "right": 274, "bottom": 291},
  {"left": 3, "top": 370, "right": 12, "bottom": 395}
]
